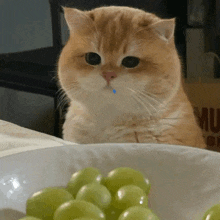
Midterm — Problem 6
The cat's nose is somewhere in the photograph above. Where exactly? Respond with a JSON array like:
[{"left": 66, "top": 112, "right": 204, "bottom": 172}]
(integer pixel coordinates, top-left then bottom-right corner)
[{"left": 102, "top": 71, "right": 117, "bottom": 85}]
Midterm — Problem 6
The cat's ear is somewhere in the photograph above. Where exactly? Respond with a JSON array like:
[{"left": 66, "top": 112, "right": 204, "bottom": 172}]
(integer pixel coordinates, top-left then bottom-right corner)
[
  {"left": 149, "top": 18, "right": 176, "bottom": 42},
  {"left": 62, "top": 6, "right": 95, "bottom": 31}
]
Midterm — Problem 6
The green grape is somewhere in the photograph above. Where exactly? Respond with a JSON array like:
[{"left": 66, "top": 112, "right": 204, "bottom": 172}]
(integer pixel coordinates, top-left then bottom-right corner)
[
  {"left": 76, "top": 183, "right": 111, "bottom": 210},
  {"left": 105, "top": 205, "right": 122, "bottom": 220},
  {"left": 145, "top": 178, "right": 151, "bottom": 196},
  {"left": 26, "top": 187, "right": 73, "bottom": 220},
  {"left": 66, "top": 167, "right": 102, "bottom": 197},
  {"left": 101, "top": 177, "right": 107, "bottom": 186},
  {"left": 118, "top": 206, "right": 159, "bottom": 220},
  {"left": 19, "top": 217, "right": 42, "bottom": 220},
  {"left": 105, "top": 167, "right": 150, "bottom": 195},
  {"left": 54, "top": 200, "right": 105, "bottom": 220},
  {"left": 202, "top": 204, "right": 220, "bottom": 220},
  {"left": 112, "top": 185, "right": 148, "bottom": 211},
  {"left": 74, "top": 218, "right": 99, "bottom": 220}
]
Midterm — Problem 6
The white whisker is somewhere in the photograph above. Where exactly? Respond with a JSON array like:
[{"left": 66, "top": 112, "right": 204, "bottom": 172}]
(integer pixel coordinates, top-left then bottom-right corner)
[
  {"left": 135, "top": 91, "right": 158, "bottom": 112},
  {"left": 127, "top": 87, "right": 158, "bottom": 114},
  {"left": 128, "top": 89, "right": 152, "bottom": 115},
  {"left": 129, "top": 94, "right": 144, "bottom": 110},
  {"left": 56, "top": 83, "right": 79, "bottom": 111},
  {"left": 141, "top": 91, "right": 162, "bottom": 105},
  {"left": 57, "top": 91, "right": 69, "bottom": 111}
]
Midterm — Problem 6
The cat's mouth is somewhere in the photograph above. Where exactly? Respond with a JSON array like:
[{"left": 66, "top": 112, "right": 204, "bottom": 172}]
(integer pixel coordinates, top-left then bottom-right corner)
[{"left": 103, "top": 85, "right": 113, "bottom": 90}]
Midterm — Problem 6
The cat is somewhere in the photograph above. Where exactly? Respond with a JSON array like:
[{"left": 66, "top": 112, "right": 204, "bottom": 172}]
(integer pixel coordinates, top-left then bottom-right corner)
[{"left": 57, "top": 5, "right": 206, "bottom": 148}]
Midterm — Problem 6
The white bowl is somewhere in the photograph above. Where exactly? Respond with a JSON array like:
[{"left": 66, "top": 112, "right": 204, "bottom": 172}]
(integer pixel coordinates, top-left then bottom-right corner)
[{"left": 0, "top": 143, "right": 220, "bottom": 220}]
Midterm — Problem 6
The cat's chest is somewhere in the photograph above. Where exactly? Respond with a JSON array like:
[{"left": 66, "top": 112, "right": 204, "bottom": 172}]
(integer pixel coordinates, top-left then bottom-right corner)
[
  {"left": 82, "top": 115, "right": 163, "bottom": 143},
  {"left": 64, "top": 106, "right": 180, "bottom": 143}
]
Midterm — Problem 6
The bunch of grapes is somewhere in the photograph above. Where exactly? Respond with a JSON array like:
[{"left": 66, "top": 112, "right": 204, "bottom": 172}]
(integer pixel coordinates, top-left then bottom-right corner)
[
  {"left": 19, "top": 167, "right": 158, "bottom": 220},
  {"left": 19, "top": 167, "right": 220, "bottom": 220}
]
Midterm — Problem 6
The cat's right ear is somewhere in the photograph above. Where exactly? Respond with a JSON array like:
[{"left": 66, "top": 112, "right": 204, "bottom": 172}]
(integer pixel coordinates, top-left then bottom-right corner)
[
  {"left": 148, "top": 18, "right": 176, "bottom": 42},
  {"left": 62, "top": 7, "right": 95, "bottom": 31}
]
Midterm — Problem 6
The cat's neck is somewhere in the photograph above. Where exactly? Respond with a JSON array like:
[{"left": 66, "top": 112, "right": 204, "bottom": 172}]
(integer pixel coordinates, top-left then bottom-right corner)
[{"left": 68, "top": 98, "right": 160, "bottom": 130}]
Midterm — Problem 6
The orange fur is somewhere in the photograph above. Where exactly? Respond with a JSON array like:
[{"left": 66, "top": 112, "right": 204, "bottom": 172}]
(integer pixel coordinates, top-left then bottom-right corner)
[{"left": 58, "top": 6, "right": 206, "bottom": 148}]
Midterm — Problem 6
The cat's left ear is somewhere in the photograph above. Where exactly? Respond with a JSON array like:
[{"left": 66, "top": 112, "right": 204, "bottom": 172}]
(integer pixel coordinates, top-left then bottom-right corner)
[{"left": 149, "top": 18, "right": 176, "bottom": 42}]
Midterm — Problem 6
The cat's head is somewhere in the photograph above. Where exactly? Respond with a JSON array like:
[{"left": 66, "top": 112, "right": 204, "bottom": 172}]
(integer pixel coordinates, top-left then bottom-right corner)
[{"left": 58, "top": 6, "right": 181, "bottom": 115}]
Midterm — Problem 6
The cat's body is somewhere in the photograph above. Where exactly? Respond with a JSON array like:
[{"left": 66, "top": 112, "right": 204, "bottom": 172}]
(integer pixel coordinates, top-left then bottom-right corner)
[{"left": 58, "top": 6, "right": 206, "bottom": 148}]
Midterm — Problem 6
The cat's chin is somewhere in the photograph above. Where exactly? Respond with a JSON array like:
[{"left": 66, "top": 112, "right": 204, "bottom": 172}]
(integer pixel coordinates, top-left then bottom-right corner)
[
  {"left": 78, "top": 83, "right": 113, "bottom": 93},
  {"left": 103, "top": 86, "right": 116, "bottom": 95},
  {"left": 103, "top": 85, "right": 113, "bottom": 90}
]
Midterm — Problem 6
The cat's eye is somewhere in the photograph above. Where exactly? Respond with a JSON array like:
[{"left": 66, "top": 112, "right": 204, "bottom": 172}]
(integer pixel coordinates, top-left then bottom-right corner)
[
  {"left": 122, "top": 56, "right": 140, "bottom": 68},
  {"left": 85, "top": 52, "right": 101, "bottom": 65}
]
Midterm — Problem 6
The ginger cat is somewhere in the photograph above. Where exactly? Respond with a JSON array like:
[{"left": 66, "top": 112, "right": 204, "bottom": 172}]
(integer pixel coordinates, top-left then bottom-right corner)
[{"left": 57, "top": 6, "right": 206, "bottom": 148}]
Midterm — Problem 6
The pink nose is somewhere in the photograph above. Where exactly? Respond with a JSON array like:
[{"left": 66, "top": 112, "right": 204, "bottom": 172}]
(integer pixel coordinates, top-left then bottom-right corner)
[{"left": 102, "top": 72, "right": 117, "bottom": 85}]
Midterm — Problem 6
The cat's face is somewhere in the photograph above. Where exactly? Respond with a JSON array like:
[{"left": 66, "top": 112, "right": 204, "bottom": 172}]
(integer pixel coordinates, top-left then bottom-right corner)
[{"left": 58, "top": 6, "right": 181, "bottom": 116}]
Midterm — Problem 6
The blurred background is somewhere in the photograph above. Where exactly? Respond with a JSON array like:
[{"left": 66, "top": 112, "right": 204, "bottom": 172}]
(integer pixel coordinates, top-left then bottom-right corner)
[{"left": 0, "top": 0, "right": 219, "bottom": 150}]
